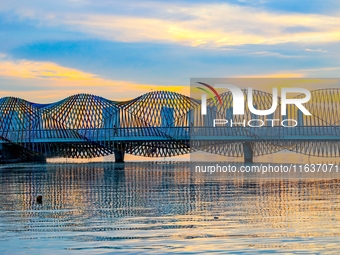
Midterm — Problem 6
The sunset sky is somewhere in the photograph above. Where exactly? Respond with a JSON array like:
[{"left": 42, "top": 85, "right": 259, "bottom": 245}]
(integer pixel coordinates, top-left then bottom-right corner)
[{"left": 1, "top": 0, "right": 340, "bottom": 102}]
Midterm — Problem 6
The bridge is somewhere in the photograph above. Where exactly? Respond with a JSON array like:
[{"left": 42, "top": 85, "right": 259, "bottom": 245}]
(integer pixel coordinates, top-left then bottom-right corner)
[{"left": 0, "top": 89, "right": 340, "bottom": 162}]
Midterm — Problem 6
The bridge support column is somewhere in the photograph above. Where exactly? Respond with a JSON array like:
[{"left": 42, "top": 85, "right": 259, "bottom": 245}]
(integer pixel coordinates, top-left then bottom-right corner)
[
  {"left": 114, "top": 149, "right": 125, "bottom": 163},
  {"left": 243, "top": 142, "right": 253, "bottom": 163}
]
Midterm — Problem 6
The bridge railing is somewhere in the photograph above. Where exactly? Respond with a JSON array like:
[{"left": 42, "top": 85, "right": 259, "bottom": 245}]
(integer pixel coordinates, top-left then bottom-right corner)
[
  {"left": 1, "top": 126, "right": 340, "bottom": 143},
  {"left": 0, "top": 127, "right": 191, "bottom": 142},
  {"left": 190, "top": 126, "right": 340, "bottom": 139}
]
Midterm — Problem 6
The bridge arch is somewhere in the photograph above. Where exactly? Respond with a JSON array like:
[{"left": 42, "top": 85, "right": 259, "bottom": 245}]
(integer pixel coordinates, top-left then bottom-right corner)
[{"left": 1, "top": 89, "right": 340, "bottom": 160}]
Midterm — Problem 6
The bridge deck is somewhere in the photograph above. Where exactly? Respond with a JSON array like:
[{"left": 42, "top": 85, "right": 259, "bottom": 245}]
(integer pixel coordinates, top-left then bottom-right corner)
[{"left": 1, "top": 126, "right": 340, "bottom": 143}]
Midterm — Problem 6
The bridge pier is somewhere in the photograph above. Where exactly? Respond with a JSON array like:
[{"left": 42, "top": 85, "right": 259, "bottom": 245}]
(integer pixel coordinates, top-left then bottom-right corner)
[
  {"left": 114, "top": 149, "right": 125, "bottom": 163},
  {"left": 243, "top": 142, "right": 253, "bottom": 163}
]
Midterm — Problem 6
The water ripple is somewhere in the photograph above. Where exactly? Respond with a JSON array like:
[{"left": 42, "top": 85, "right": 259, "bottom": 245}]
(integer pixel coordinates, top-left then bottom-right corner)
[{"left": 1, "top": 162, "right": 340, "bottom": 254}]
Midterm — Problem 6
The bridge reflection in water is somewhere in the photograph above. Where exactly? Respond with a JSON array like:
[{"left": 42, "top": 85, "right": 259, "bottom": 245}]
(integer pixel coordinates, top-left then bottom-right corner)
[
  {"left": 1, "top": 88, "right": 340, "bottom": 162},
  {"left": 1, "top": 163, "right": 340, "bottom": 253}
]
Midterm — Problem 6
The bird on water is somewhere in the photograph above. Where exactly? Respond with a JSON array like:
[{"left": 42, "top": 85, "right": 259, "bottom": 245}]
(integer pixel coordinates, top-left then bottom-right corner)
[{"left": 36, "top": 195, "right": 42, "bottom": 203}]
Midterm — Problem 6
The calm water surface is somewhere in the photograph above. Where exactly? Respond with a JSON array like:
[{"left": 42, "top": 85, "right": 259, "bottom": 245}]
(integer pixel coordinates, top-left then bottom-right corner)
[{"left": 1, "top": 162, "right": 340, "bottom": 254}]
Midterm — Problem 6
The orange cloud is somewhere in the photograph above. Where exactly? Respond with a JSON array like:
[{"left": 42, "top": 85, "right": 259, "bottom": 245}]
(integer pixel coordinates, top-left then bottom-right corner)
[
  {"left": 0, "top": 59, "right": 94, "bottom": 80},
  {"left": 0, "top": 59, "right": 188, "bottom": 102},
  {"left": 40, "top": 4, "right": 340, "bottom": 47},
  {"left": 3, "top": 2, "right": 340, "bottom": 48}
]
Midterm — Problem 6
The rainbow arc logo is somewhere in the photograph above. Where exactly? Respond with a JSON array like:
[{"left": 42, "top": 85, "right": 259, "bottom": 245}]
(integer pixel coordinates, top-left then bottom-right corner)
[{"left": 196, "top": 82, "right": 223, "bottom": 106}]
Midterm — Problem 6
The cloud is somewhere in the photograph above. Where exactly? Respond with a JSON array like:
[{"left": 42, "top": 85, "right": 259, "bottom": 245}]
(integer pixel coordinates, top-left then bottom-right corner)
[
  {"left": 239, "top": 66, "right": 340, "bottom": 78},
  {"left": 1, "top": 0, "right": 340, "bottom": 101},
  {"left": 305, "top": 48, "right": 328, "bottom": 53},
  {"left": 0, "top": 59, "right": 94, "bottom": 80},
  {"left": 252, "top": 51, "right": 303, "bottom": 58},
  {"left": 1, "top": 1, "right": 340, "bottom": 48},
  {"left": 0, "top": 57, "right": 188, "bottom": 102},
  {"left": 43, "top": 10, "right": 340, "bottom": 47}
]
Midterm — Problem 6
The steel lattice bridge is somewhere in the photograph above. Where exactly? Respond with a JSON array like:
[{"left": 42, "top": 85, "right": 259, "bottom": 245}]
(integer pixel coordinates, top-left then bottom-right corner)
[{"left": 1, "top": 88, "right": 340, "bottom": 162}]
